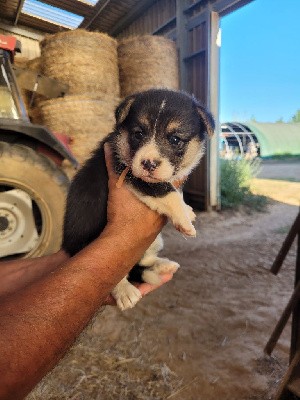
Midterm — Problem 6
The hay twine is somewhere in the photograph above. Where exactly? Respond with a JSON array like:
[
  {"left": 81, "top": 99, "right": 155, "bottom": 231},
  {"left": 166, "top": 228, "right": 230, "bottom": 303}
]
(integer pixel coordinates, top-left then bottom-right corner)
[
  {"left": 40, "top": 29, "right": 120, "bottom": 97},
  {"left": 118, "top": 35, "right": 179, "bottom": 98}
]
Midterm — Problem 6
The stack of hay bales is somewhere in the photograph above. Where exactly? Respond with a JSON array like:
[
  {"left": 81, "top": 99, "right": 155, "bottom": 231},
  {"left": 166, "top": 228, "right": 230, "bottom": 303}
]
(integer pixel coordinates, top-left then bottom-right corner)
[
  {"left": 118, "top": 35, "right": 179, "bottom": 98},
  {"left": 38, "top": 29, "right": 119, "bottom": 165}
]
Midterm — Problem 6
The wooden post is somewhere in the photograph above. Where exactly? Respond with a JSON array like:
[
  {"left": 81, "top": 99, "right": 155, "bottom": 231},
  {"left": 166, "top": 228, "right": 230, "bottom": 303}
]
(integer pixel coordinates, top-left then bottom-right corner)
[
  {"left": 271, "top": 212, "right": 300, "bottom": 275},
  {"left": 290, "top": 230, "right": 300, "bottom": 362}
]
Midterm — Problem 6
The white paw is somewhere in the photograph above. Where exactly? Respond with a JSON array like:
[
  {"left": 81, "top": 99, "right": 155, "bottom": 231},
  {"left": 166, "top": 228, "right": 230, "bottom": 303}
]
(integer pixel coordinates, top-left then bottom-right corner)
[
  {"left": 185, "top": 204, "right": 196, "bottom": 222},
  {"left": 112, "top": 281, "right": 142, "bottom": 311},
  {"left": 142, "top": 260, "right": 180, "bottom": 285},
  {"left": 173, "top": 217, "right": 196, "bottom": 237},
  {"left": 142, "top": 270, "right": 162, "bottom": 285},
  {"left": 153, "top": 260, "right": 180, "bottom": 275}
]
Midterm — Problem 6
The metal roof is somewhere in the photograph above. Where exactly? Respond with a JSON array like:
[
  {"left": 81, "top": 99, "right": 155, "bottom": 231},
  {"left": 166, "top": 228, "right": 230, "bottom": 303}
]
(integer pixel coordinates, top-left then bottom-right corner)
[
  {"left": 0, "top": 0, "right": 156, "bottom": 34},
  {"left": 22, "top": 0, "right": 84, "bottom": 29},
  {"left": 0, "top": 0, "right": 254, "bottom": 35}
]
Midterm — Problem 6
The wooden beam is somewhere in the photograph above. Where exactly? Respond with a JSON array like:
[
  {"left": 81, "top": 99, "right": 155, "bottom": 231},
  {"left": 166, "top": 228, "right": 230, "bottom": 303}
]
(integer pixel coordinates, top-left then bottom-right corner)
[
  {"left": 264, "top": 280, "right": 300, "bottom": 356},
  {"left": 271, "top": 212, "right": 300, "bottom": 275},
  {"left": 176, "top": 0, "right": 189, "bottom": 91},
  {"left": 213, "top": 0, "right": 254, "bottom": 16},
  {"left": 152, "top": 16, "right": 176, "bottom": 35},
  {"left": 290, "top": 229, "right": 300, "bottom": 362},
  {"left": 14, "top": 0, "right": 26, "bottom": 26},
  {"left": 80, "top": 0, "right": 111, "bottom": 29}
]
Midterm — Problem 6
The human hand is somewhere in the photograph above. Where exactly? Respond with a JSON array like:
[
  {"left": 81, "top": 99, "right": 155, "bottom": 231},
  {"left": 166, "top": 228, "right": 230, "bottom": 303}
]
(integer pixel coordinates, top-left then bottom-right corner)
[
  {"left": 103, "top": 273, "right": 173, "bottom": 306},
  {"left": 103, "top": 143, "right": 166, "bottom": 246}
]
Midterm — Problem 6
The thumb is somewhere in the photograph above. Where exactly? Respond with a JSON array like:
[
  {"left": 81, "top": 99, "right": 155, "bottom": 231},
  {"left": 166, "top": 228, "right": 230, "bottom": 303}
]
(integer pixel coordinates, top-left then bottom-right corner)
[{"left": 104, "top": 143, "right": 118, "bottom": 182}]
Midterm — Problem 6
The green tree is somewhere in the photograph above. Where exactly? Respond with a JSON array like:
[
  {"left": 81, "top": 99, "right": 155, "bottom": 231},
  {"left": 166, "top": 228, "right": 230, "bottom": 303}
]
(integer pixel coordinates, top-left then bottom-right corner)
[{"left": 291, "top": 109, "right": 300, "bottom": 122}]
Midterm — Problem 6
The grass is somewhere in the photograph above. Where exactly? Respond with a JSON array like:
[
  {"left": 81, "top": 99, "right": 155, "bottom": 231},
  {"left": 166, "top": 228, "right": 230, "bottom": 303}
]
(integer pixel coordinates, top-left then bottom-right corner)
[
  {"left": 251, "top": 178, "right": 300, "bottom": 206},
  {"left": 220, "top": 158, "right": 268, "bottom": 211}
]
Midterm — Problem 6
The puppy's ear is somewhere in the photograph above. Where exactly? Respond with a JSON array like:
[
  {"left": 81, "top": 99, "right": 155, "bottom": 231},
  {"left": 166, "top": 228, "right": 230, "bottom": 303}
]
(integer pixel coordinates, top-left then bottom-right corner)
[
  {"left": 115, "top": 95, "right": 136, "bottom": 126},
  {"left": 193, "top": 99, "right": 215, "bottom": 138}
]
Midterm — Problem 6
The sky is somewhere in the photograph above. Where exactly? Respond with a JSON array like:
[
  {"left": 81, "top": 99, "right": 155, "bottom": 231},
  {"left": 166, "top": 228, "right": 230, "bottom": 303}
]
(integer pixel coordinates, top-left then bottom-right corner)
[{"left": 220, "top": 0, "right": 300, "bottom": 123}]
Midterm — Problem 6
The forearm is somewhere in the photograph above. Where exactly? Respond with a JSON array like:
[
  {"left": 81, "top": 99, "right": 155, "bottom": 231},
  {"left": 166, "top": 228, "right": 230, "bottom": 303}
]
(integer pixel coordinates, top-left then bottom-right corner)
[
  {"left": 0, "top": 225, "right": 159, "bottom": 400},
  {"left": 0, "top": 251, "right": 69, "bottom": 298}
]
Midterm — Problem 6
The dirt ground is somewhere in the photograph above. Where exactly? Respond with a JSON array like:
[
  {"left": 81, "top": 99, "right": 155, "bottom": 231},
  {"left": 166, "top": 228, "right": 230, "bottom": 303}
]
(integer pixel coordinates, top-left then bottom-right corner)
[{"left": 27, "top": 161, "right": 300, "bottom": 400}]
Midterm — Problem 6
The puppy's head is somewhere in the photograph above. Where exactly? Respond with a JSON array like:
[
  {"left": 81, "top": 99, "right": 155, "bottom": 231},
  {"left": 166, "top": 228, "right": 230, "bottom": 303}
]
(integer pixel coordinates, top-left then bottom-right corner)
[{"left": 114, "top": 89, "right": 214, "bottom": 183}]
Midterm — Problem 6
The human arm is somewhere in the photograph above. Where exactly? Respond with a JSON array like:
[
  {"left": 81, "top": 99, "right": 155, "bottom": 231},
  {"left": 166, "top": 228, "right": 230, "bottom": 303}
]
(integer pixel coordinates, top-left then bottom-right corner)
[{"left": 0, "top": 144, "right": 167, "bottom": 400}]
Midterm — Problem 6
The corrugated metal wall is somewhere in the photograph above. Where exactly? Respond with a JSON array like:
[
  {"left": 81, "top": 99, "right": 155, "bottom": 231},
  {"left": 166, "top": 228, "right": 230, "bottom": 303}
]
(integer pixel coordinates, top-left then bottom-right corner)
[
  {"left": 118, "top": 0, "right": 176, "bottom": 38},
  {"left": 0, "top": 26, "right": 41, "bottom": 60}
]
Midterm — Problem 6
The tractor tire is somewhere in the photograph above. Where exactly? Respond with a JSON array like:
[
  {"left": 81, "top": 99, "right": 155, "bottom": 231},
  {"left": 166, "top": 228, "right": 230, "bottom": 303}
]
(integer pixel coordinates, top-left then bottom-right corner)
[{"left": 0, "top": 142, "right": 69, "bottom": 259}]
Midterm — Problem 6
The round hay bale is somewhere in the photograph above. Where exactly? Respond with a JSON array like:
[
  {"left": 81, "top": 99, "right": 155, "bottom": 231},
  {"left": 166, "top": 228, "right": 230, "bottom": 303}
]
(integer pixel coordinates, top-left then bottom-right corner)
[
  {"left": 14, "top": 56, "right": 29, "bottom": 69},
  {"left": 27, "top": 57, "right": 41, "bottom": 72},
  {"left": 118, "top": 35, "right": 179, "bottom": 98},
  {"left": 39, "top": 94, "right": 118, "bottom": 164},
  {"left": 40, "top": 29, "right": 119, "bottom": 97},
  {"left": 28, "top": 106, "right": 43, "bottom": 125}
]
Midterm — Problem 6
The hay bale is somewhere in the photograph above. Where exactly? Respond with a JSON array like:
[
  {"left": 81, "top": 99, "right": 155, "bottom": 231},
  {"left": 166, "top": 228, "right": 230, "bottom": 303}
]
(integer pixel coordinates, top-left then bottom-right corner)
[
  {"left": 40, "top": 29, "right": 119, "bottom": 97},
  {"left": 28, "top": 106, "right": 43, "bottom": 125},
  {"left": 118, "top": 35, "right": 179, "bottom": 98},
  {"left": 39, "top": 94, "right": 118, "bottom": 164},
  {"left": 26, "top": 57, "right": 41, "bottom": 72},
  {"left": 14, "top": 56, "right": 29, "bottom": 69}
]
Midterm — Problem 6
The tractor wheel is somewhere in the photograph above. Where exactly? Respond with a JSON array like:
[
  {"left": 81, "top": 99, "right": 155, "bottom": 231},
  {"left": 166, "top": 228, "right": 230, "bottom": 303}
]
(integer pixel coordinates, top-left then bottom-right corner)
[{"left": 0, "top": 142, "right": 69, "bottom": 259}]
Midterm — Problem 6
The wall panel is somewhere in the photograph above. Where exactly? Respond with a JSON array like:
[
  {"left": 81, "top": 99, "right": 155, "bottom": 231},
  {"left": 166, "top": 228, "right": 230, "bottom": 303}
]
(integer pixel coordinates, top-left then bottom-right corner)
[{"left": 0, "top": 25, "right": 42, "bottom": 60}]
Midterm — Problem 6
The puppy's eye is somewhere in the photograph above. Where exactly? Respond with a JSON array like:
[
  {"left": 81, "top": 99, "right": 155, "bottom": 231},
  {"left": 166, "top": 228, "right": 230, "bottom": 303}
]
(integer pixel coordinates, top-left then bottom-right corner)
[
  {"left": 168, "top": 135, "right": 182, "bottom": 146},
  {"left": 132, "top": 127, "right": 144, "bottom": 141}
]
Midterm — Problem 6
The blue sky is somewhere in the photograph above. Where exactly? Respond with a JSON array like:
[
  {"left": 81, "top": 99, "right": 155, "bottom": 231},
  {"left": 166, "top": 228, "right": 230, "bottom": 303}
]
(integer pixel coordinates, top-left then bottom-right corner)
[{"left": 220, "top": 0, "right": 300, "bottom": 123}]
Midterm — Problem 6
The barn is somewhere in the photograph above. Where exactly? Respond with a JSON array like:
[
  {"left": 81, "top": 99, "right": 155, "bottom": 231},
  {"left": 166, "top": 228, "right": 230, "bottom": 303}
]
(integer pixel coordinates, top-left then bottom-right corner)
[{"left": 0, "top": 1, "right": 256, "bottom": 203}]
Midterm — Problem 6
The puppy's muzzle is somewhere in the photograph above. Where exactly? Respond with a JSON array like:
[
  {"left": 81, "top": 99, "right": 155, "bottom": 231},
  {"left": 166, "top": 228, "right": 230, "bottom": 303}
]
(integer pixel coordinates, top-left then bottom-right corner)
[{"left": 141, "top": 159, "right": 161, "bottom": 172}]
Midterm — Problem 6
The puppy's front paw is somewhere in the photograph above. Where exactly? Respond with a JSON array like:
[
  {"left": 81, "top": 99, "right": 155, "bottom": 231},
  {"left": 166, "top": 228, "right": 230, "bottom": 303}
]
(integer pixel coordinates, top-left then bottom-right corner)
[
  {"left": 185, "top": 204, "right": 196, "bottom": 222},
  {"left": 173, "top": 217, "right": 196, "bottom": 237},
  {"left": 154, "top": 259, "right": 180, "bottom": 275},
  {"left": 142, "top": 259, "right": 180, "bottom": 285},
  {"left": 112, "top": 280, "right": 142, "bottom": 311}
]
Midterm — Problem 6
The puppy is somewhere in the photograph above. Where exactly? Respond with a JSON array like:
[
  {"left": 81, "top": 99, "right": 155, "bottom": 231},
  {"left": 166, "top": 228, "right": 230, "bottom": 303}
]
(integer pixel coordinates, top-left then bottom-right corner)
[{"left": 62, "top": 89, "right": 214, "bottom": 310}]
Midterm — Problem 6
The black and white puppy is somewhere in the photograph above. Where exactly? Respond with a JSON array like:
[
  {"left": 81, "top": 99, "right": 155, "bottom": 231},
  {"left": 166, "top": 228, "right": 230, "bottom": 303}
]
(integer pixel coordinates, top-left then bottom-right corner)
[{"left": 62, "top": 89, "right": 214, "bottom": 310}]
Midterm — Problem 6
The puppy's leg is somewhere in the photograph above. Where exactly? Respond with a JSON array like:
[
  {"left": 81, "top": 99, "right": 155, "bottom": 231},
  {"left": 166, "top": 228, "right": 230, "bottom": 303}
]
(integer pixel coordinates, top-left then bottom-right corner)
[
  {"left": 112, "top": 277, "right": 142, "bottom": 311},
  {"left": 133, "top": 189, "right": 197, "bottom": 237},
  {"left": 179, "top": 192, "right": 196, "bottom": 222},
  {"left": 139, "top": 234, "right": 180, "bottom": 285}
]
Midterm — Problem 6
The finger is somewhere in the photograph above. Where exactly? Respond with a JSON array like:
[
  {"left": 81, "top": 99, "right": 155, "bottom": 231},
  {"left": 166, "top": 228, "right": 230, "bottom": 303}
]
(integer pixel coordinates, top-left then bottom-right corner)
[
  {"left": 104, "top": 143, "right": 118, "bottom": 182},
  {"left": 137, "top": 273, "right": 173, "bottom": 296},
  {"left": 104, "top": 273, "right": 173, "bottom": 306}
]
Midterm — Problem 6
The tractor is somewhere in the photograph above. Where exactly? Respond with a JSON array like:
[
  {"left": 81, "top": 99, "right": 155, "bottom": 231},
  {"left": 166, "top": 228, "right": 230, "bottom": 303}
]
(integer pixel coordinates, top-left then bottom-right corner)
[{"left": 0, "top": 35, "right": 77, "bottom": 259}]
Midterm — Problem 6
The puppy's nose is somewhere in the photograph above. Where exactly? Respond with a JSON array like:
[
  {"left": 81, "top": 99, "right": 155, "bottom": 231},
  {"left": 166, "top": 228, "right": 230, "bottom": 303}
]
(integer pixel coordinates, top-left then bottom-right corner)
[{"left": 141, "top": 159, "right": 161, "bottom": 172}]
